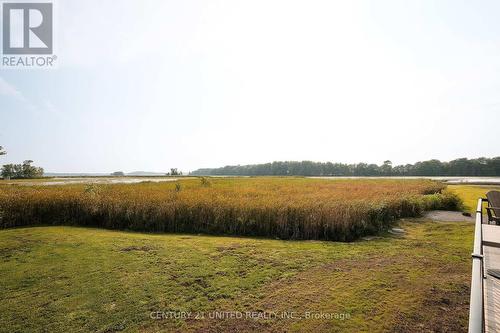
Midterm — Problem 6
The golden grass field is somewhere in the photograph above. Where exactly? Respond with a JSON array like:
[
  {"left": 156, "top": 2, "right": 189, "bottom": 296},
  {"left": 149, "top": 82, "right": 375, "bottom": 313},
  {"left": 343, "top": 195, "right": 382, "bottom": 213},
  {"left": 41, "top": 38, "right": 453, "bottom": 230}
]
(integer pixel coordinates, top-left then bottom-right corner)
[{"left": 0, "top": 177, "right": 460, "bottom": 241}]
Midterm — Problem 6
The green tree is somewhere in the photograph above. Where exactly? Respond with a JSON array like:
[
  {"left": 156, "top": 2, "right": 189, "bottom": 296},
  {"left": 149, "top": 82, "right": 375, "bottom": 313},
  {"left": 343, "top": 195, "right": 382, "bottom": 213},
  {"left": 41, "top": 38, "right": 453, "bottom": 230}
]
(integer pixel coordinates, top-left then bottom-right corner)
[
  {"left": 21, "top": 160, "right": 44, "bottom": 178},
  {"left": 381, "top": 160, "right": 392, "bottom": 176},
  {"left": 1, "top": 164, "right": 15, "bottom": 178},
  {"left": 1, "top": 161, "right": 43, "bottom": 179},
  {"left": 190, "top": 157, "right": 500, "bottom": 177},
  {"left": 0, "top": 146, "right": 6, "bottom": 156}
]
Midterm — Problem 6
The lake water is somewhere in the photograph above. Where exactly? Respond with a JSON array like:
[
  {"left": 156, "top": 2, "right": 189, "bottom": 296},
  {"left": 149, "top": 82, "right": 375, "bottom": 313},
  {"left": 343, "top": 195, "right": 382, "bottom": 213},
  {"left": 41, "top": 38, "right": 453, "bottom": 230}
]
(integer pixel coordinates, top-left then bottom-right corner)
[
  {"left": 310, "top": 176, "right": 500, "bottom": 185},
  {"left": 4, "top": 176, "right": 500, "bottom": 186}
]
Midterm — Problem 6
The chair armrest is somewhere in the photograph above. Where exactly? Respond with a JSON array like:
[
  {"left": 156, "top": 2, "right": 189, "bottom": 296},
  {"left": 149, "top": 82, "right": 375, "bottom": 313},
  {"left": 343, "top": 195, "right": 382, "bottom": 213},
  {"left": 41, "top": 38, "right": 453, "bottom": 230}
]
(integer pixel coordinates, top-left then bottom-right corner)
[{"left": 487, "top": 207, "right": 500, "bottom": 219}]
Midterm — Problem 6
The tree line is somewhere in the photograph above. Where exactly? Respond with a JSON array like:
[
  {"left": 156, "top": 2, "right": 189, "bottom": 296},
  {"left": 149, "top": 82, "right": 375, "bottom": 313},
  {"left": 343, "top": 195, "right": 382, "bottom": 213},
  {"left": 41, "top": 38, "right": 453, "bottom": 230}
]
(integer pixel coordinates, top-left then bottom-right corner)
[
  {"left": 0, "top": 146, "right": 44, "bottom": 179},
  {"left": 1, "top": 160, "right": 44, "bottom": 179},
  {"left": 191, "top": 157, "right": 500, "bottom": 177}
]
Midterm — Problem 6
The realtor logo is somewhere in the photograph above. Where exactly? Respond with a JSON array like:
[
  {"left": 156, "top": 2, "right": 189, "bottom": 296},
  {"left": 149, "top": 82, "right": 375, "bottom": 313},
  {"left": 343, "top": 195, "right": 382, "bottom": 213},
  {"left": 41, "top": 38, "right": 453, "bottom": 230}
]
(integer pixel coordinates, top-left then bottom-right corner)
[
  {"left": 1, "top": 2, "right": 56, "bottom": 67},
  {"left": 2, "top": 2, "right": 53, "bottom": 54}
]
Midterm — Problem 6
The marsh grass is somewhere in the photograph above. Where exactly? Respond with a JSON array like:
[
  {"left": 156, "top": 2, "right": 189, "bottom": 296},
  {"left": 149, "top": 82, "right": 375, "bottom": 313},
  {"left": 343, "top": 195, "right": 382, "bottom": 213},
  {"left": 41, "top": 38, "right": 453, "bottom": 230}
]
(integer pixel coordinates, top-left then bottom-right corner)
[{"left": 0, "top": 178, "right": 461, "bottom": 241}]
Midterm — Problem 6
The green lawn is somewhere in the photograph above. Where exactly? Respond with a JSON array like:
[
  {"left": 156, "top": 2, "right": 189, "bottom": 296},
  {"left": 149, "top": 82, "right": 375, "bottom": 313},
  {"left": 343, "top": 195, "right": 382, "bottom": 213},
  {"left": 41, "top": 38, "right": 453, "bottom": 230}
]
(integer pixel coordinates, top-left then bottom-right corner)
[
  {"left": 448, "top": 185, "right": 500, "bottom": 214},
  {"left": 0, "top": 184, "right": 490, "bottom": 332}
]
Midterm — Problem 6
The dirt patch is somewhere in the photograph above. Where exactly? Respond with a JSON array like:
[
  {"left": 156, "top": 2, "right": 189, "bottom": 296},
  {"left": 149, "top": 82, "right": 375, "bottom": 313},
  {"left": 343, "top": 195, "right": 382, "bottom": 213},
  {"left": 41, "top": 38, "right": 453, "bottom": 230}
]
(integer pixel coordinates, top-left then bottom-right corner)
[
  {"left": 212, "top": 243, "right": 250, "bottom": 259},
  {"left": 186, "top": 249, "right": 469, "bottom": 333},
  {"left": 392, "top": 283, "right": 469, "bottom": 333},
  {"left": 216, "top": 244, "right": 242, "bottom": 252},
  {"left": 120, "top": 245, "right": 156, "bottom": 252},
  {"left": 0, "top": 238, "right": 41, "bottom": 260}
]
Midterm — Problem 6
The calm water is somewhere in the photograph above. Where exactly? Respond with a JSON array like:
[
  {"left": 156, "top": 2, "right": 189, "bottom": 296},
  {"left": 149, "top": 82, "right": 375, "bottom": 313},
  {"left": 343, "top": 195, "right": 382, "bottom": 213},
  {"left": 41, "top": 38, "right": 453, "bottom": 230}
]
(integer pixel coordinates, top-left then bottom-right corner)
[
  {"left": 4, "top": 176, "right": 500, "bottom": 186},
  {"left": 310, "top": 176, "right": 500, "bottom": 184}
]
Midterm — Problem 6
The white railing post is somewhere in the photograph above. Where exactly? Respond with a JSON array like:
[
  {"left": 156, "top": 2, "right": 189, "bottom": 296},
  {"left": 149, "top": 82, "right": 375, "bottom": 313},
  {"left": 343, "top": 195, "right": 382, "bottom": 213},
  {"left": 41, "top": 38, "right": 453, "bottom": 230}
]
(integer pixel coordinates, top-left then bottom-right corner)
[{"left": 469, "top": 198, "right": 484, "bottom": 333}]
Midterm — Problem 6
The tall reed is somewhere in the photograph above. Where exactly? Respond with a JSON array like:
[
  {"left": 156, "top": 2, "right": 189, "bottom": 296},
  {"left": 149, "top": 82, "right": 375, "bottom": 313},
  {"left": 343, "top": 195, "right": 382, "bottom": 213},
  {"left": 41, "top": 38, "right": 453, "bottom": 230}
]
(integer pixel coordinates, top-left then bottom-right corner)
[{"left": 0, "top": 178, "right": 461, "bottom": 241}]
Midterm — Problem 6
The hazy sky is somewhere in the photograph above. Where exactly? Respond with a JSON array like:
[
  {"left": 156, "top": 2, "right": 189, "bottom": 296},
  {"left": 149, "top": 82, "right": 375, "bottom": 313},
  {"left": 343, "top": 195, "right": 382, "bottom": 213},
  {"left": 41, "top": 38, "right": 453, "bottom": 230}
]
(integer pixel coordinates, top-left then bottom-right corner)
[{"left": 1, "top": 0, "right": 499, "bottom": 173}]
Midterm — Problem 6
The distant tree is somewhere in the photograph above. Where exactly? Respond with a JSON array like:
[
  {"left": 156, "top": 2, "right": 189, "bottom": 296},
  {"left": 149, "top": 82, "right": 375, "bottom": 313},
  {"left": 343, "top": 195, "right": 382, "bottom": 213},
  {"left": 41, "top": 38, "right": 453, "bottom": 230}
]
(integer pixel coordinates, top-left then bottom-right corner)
[
  {"left": 190, "top": 157, "right": 500, "bottom": 177},
  {"left": 111, "top": 171, "right": 125, "bottom": 176},
  {"left": 1, "top": 160, "right": 43, "bottom": 179},
  {"left": 170, "top": 168, "right": 180, "bottom": 176},
  {"left": 21, "top": 160, "right": 44, "bottom": 178},
  {"left": 381, "top": 160, "right": 392, "bottom": 176},
  {"left": 0, "top": 146, "right": 6, "bottom": 156},
  {"left": 413, "top": 159, "right": 444, "bottom": 176},
  {"left": 1, "top": 164, "right": 14, "bottom": 179},
  {"left": 14, "top": 164, "right": 23, "bottom": 178}
]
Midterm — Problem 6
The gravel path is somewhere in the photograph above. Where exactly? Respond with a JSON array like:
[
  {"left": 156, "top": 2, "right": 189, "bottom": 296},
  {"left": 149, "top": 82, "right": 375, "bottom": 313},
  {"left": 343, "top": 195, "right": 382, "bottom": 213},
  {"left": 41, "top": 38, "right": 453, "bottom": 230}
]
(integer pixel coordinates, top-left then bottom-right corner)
[{"left": 423, "top": 210, "right": 474, "bottom": 222}]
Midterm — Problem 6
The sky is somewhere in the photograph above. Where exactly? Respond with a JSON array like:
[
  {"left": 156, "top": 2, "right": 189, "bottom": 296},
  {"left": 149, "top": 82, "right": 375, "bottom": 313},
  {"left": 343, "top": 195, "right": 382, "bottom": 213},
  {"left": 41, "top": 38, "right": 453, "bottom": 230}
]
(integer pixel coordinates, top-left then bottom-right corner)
[{"left": 1, "top": 0, "right": 500, "bottom": 173}]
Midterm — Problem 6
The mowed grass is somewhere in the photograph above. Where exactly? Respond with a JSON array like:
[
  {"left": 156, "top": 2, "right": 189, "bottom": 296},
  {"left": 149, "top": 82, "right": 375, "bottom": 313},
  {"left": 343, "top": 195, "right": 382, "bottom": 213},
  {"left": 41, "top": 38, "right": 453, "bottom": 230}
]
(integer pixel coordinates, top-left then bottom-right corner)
[
  {"left": 0, "top": 220, "right": 472, "bottom": 333},
  {"left": 448, "top": 184, "right": 500, "bottom": 214},
  {"left": 0, "top": 178, "right": 460, "bottom": 241}
]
